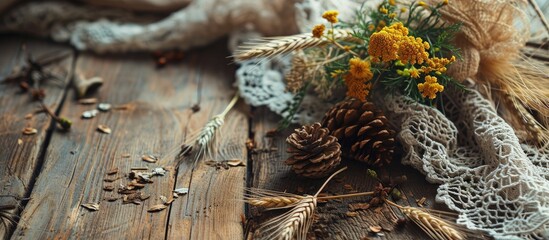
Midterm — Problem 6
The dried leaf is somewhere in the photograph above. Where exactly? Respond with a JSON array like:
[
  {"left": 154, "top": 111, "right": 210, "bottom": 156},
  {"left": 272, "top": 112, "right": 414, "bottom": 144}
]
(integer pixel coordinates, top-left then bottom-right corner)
[
  {"left": 97, "top": 125, "right": 111, "bottom": 134},
  {"left": 147, "top": 204, "right": 167, "bottom": 212},
  {"left": 81, "top": 203, "right": 100, "bottom": 211},
  {"left": 152, "top": 167, "right": 167, "bottom": 176},
  {"left": 369, "top": 225, "right": 382, "bottom": 233},
  {"left": 107, "top": 167, "right": 118, "bottom": 175},
  {"left": 142, "top": 155, "right": 158, "bottom": 163},
  {"left": 103, "top": 185, "right": 114, "bottom": 191},
  {"left": 17, "top": 139, "right": 23, "bottom": 145},
  {"left": 173, "top": 188, "right": 189, "bottom": 195},
  {"left": 22, "top": 127, "right": 37, "bottom": 135},
  {"left": 78, "top": 98, "right": 98, "bottom": 105},
  {"left": 104, "top": 196, "right": 119, "bottom": 202}
]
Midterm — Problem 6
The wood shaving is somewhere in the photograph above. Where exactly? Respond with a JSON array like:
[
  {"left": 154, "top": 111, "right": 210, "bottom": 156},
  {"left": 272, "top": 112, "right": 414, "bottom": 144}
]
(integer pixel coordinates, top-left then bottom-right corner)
[
  {"left": 97, "top": 125, "right": 111, "bottom": 134},
  {"left": 22, "top": 127, "right": 37, "bottom": 135},
  {"left": 121, "top": 153, "right": 131, "bottom": 158},
  {"left": 147, "top": 204, "right": 167, "bottom": 212},
  {"left": 226, "top": 159, "right": 246, "bottom": 167},
  {"left": 81, "top": 203, "right": 100, "bottom": 211}
]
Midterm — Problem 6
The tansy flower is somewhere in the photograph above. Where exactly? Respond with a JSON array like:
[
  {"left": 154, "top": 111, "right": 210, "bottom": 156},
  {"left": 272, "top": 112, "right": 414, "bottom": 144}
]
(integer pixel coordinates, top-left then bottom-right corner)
[
  {"left": 348, "top": 57, "right": 373, "bottom": 79},
  {"left": 380, "top": 6, "right": 388, "bottom": 14},
  {"left": 443, "top": 0, "right": 449, "bottom": 5},
  {"left": 418, "top": 1, "right": 428, "bottom": 7},
  {"left": 417, "top": 75, "right": 444, "bottom": 99},
  {"left": 322, "top": 10, "right": 339, "bottom": 24},
  {"left": 389, "top": 0, "right": 397, "bottom": 5},
  {"left": 421, "top": 56, "right": 455, "bottom": 73},
  {"left": 369, "top": 23, "right": 409, "bottom": 63},
  {"left": 400, "top": 8, "right": 407, "bottom": 13},
  {"left": 344, "top": 74, "right": 371, "bottom": 101},
  {"left": 312, "top": 24, "right": 325, "bottom": 38},
  {"left": 397, "top": 36, "right": 430, "bottom": 65},
  {"left": 388, "top": 13, "right": 397, "bottom": 18},
  {"left": 368, "top": 24, "right": 375, "bottom": 31},
  {"left": 409, "top": 67, "right": 420, "bottom": 78}
]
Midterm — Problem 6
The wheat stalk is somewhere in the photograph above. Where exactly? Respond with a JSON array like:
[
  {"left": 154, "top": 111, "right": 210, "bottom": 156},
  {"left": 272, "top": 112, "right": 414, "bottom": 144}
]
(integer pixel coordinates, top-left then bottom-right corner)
[
  {"left": 233, "top": 29, "right": 354, "bottom": 61},
  {"left": 387, "top": 200, "right": 466, "bottom": 240}
]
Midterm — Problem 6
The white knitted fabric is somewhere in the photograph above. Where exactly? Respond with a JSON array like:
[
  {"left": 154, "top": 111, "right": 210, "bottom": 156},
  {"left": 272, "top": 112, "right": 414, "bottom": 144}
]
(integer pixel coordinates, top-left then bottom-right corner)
[{"left": 381, "top": 87, "right": 549, "bottom": 239}]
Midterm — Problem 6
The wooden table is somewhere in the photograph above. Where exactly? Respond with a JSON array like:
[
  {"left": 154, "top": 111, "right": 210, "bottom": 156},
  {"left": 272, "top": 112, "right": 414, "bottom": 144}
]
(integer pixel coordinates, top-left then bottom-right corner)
[{"left": 0, "top": 35, "right": 443, "bottom": 239}]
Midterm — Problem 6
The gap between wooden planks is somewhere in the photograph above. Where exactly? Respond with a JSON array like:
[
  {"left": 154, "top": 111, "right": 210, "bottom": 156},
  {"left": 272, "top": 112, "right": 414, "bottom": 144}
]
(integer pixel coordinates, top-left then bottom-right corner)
[
  {"left": 0, "top": 36, "right": 73, "bottom": 239},
  {"left": 5, "top": 38, "right": 247, "bottom": 239}
]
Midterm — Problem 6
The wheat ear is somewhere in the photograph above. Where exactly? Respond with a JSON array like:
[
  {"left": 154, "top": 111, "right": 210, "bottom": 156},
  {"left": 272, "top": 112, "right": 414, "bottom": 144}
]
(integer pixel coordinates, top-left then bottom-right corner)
[
  {"left": 254, "top": 167, "right": 347, "bottom": 240},
  {"left": 387, "top": 200, "right": 465, "bottom": 240},
  {"left": 233, "top": 29, "right": 354, "bottom": 61}
]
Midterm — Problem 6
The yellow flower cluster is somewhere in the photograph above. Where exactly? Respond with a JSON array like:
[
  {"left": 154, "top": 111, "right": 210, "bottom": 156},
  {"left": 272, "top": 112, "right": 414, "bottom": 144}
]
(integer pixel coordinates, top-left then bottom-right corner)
[
  {"left": 312, "top": 24, "right": 325, "bottom": 38},
  {"left": 322, "top": 10, "right": 339, "bottom": 24},
  {"left": 380, "top": 6, "right": 389, "bottom": 14},
  {"left": 369, "top": 22, "right": 430, "bottom": 65},
  {"left": 421, "top": 56, "right": 456, "bottom": 74},
  {"left": 417, "top": 75, "right": 444, "bottom": 99},
  {"left": 397, "top": 36, "right": 430, "bottom": 65},
  {"left": 344, "top": 57, "right": 373, "bottom": 101}
]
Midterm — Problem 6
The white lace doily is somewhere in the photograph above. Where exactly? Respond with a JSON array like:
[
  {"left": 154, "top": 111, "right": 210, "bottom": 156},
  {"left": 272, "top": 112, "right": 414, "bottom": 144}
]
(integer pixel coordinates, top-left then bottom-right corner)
[{"left": 381, "top": 87, "right": 549, "bottom": 239}]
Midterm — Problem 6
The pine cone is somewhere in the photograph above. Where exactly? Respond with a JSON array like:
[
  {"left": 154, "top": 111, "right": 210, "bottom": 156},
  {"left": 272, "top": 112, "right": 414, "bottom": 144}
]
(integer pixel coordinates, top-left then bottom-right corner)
[
  {"left": 285, "top": 123, "right": 342, "bottom": 178},
  {"left": 321, "top": 99, "right": 396, "bottom": 166}
]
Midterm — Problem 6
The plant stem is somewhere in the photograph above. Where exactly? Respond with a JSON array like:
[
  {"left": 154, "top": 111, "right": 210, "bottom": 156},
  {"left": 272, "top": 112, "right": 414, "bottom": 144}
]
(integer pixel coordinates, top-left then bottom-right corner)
[
  {"left": 317, "top": 191, "right": 374, "bottom": 200},
  {"left": 219, "top": 93, "right": 240, "bottom": 117}
]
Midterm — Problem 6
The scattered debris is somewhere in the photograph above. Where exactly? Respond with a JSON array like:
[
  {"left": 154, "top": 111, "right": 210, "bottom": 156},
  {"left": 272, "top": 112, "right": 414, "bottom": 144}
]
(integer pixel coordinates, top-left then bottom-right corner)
[
  {"left": 104, "top": 196, "right": 119, "bottom": 202},
  {"left": 205, "top": 160, "right": 246, "bottom": 169},
  {"left": 346, "top": 211, "right": 358, "bottom": 217},
  {"left": 191, "top": 104, "right": 200, "bottom": 113},
  {"left": 78, "top": 98, "right": 98, "bottom": 105},
  {"left": 147, "top": 204, "right": 167, "bottom": 212},
  {"left": 343, "top": 184, "right": 354, "bottom": 191},
  {"left": 97, "top": 103, "right": 111, "bottom": 112},
  {"left": 103, "top": 176, "right": 121, "bottom": 182},
  {"left": 97, "top": 125, "right": 111, "bottom": 134},
  {"left": 24, "top": 113, "right": 33, "bottom": 119},
  {"left": 17, "top": 139, "right": 23, "bottom": 145},
  {"left": 81, "top": 203, "right": 100, "bottom": 211},
  {"left": 41, "top": 102, "right": 72, "bottom": 130},
  {"left": 121, "top": 153, "right": 131, "bottom": 158},
  {"left": 153, "top": 50, "right": 185, "bottom": 68},
  {"left": 22, "top": 127, "right": 37, "bottom": 135},
  {"left": 226, "top": 159, "right": 246, "bottom": 167},
  {"left": 82, "top": 109, "right": 99, "bottom": 119},
  {"left": 416, "top": 197, "right": 427, "bottom": 207},
  {"left": 173, "top": 188, "right": 189, "bottom": 196},
  {"left": 349, "top": 203, "right": 370, "bottom": 211},
  {"left": 130, "top": 167, "right": 148, "bottom": 171},
  {"left": 160, "top": 195, "right": 168, "bottom": 204},
  {"left": 75, "top": 72, "right": 103, "bottom": 98},
  {"left": 142, "top": 155, "right": 158, "bottom": 163},
  {"left": 369, "top": 226, "right": 382, "bottom": 233},
  {"left": 245, "top": 139, "right": 256, "bottom": 151},
  {"left": 103, "top": 185, "right": 114, "bottom": 192},
  {"left": 107, "top": 167, "right": 118, "bottom": 175}
]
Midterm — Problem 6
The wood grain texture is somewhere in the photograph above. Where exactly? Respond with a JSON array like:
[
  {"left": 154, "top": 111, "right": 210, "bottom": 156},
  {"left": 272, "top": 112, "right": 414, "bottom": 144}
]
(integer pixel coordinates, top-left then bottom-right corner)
[
  {"left": 11, "top": 41, "right": 244, "bottom": 239},
  {"left": 0, "top": 36, "right": 73, "bottom": 239},
  {"left": 166, "top": 46, "right": 247, "bottom": 239},
  {"left": 249, "top": 108, "right": 444, "bottom": 239}
]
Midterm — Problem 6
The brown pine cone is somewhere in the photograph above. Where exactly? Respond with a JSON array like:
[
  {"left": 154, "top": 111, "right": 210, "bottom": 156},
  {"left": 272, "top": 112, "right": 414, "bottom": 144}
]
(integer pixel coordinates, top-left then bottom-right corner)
[
  {"left": 285, "top": 122, "right": 342, "bottom": 178},
  {"left": 321, "top": 99, "right": 396, "bottom": 166}
]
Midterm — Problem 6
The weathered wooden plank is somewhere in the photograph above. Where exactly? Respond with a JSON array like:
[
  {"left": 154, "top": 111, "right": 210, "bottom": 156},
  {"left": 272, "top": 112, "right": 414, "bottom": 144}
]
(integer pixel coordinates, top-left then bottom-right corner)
[
  {"left": 249, "top": 108, "right": 442, "bottom": 239},
  {"left": 166, "top": 49, "right": 247, "bottom": 239},
  {"left": 0, "top": 36, "right": 73, "bottom": 239},
  {"left": 11, "top": 41, "right": 242, "bottom": 239}
]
